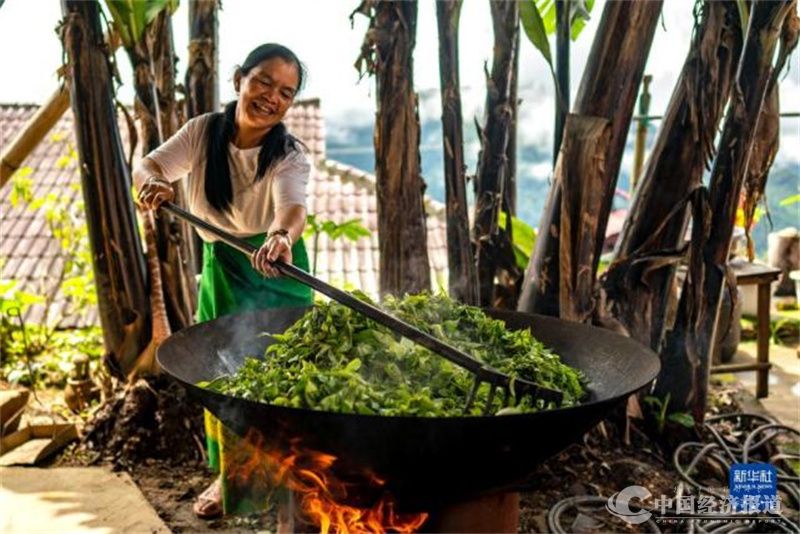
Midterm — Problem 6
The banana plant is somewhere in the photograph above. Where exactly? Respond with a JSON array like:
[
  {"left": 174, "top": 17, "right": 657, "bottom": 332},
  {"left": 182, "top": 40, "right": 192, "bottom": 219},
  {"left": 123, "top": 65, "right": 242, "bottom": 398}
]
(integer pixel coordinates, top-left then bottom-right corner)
[
  {"left": 104, "top": 0, "right": 178, "bottom": 46},
  {"left": 519, "top": 0, "right": 594, "bottom": 79},
  {"left": 304, "top": 215, "right": 371, "bottom": 277},
  {"left": 105, "top": 0, "right": 198, "bottom": 342},
  {"left": 498, "top": 213, "right": 537, "bottom": 271}
]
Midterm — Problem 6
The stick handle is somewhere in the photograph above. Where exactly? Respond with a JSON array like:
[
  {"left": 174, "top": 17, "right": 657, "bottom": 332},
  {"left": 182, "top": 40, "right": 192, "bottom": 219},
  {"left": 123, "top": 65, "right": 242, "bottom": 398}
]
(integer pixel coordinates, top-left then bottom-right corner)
[{"left": 160, "top": 202, "right": 488, "bottom": 375}]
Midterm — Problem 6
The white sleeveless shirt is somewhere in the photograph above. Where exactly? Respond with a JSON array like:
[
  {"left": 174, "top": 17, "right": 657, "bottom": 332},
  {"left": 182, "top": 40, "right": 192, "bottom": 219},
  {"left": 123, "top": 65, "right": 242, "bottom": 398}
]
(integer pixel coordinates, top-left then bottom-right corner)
[{"left": 133, "top": 113, "right": 310, "bottom": 242}]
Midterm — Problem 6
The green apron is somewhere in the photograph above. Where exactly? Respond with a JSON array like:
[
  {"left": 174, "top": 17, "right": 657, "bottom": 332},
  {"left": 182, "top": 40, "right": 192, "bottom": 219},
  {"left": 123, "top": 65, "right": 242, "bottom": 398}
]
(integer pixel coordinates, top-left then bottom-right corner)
[{"left": 199, "top": 234, "right": 312, "bottom": 515}]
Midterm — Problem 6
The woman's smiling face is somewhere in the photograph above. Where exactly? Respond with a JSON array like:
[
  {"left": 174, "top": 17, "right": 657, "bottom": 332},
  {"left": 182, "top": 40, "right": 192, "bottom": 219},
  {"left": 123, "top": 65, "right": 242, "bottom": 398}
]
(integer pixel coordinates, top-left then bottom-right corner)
[{"left": 235, "top": 57, "right": 299, "bottom": 134}]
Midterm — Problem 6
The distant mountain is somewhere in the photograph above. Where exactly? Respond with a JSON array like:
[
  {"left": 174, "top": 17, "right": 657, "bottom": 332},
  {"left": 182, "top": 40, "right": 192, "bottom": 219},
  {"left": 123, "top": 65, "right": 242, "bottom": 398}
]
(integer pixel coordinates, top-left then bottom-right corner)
[{"left": 327, "top": 117, "right": 798, "bottom": 260}]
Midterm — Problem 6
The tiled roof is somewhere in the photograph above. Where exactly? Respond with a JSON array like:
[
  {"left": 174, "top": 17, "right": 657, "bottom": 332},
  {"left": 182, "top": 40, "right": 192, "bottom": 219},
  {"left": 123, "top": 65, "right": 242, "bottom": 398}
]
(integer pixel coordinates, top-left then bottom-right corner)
[
  {"left": 1, "top": 103, "right": 99, "bottom": 328},
  {"left": 284, "top": 98, "right": 325, "bottom": 161},
  {"left": 0, "top": 100, "right": 447, "bottom": 328},
  {"left": 308, "top": 160, "right": 448, "bottom": 295}
]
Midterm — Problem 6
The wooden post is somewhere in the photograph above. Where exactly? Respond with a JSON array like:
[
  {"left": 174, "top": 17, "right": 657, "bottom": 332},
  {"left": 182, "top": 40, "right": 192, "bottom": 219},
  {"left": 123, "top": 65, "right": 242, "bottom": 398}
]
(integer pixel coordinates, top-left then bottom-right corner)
[
  {"left": 631, "top": 75, "right": 652, "bottom": 192},
  {"left": 0, "top": 87, "right": 70, "bottom": 186},
  {"left": 756, "top": 281, "right": 771, "bottom": 397},
  {"left": 0, "top": 31, "right": 119, "bottom": 188}
]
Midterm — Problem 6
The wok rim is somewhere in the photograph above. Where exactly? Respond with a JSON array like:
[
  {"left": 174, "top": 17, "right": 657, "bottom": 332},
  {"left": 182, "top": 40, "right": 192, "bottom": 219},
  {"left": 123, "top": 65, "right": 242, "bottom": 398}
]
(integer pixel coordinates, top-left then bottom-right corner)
[{"left": 157, "top": 306, "right": 661, "bottom": 423}]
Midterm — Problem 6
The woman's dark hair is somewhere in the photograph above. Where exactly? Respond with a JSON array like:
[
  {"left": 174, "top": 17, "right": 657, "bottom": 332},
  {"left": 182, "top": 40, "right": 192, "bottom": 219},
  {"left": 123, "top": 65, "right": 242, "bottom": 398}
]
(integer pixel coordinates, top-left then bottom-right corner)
[{"left": 205, "top": 43, "right": 307, "bottom": 212}]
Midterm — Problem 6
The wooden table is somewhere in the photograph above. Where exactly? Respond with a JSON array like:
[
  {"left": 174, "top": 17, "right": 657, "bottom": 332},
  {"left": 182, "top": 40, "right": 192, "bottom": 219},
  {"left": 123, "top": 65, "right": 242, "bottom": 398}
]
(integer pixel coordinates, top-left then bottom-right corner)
[{"left": 710, "top": 259, "right": 781, "bottom": 398}]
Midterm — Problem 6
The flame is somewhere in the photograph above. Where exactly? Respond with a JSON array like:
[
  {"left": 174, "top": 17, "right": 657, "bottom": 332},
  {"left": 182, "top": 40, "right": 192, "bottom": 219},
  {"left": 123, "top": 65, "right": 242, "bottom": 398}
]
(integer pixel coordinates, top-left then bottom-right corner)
[{"left": 228, "top": 429, "right": 428, "bottom": 534}]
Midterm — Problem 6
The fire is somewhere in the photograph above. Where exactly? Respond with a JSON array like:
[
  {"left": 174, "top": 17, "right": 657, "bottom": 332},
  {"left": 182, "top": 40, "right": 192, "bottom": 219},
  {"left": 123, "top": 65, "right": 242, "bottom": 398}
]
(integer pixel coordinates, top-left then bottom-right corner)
[{"left": 228, "top": 429, "right": 428, "bottom": 534}]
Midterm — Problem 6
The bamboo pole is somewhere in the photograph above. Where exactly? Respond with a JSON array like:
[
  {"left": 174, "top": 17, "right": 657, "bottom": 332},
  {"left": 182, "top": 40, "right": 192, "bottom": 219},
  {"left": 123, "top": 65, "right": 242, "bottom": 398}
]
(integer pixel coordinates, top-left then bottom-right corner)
[
  {"left": 631, "top": 75, "right": 652, "bottom": 192},
  {"left": 0, "top": 86, "right": 70, "bottom": 187}
]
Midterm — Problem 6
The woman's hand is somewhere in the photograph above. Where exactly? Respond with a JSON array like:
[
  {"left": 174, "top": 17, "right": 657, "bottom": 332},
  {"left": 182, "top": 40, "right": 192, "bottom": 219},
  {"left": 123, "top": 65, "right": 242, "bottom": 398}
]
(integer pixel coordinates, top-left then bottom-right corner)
[
  {"left": 136, "top": 176, "right": 175, "bottom": 210},
  {"left": 252, "top": 232, "right": 293, "bottom": 278}
]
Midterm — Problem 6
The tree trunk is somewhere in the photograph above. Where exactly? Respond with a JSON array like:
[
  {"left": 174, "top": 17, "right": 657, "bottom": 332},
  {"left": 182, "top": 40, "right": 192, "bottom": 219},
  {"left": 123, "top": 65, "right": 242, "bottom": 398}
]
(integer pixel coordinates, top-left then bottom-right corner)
[
  {"left": 61, "top": 0, "right": 150, "bottom": 378},
  {"left": 602, "top": 1, "right": 743, "bottom": 349},
  {"left": 185, "top": 0, "right": 219, "bottom": 119},
  {"left": 473, "top": 0, "right": 519, "bottom": 307},
  {"left": 127, "top": 38, "right": 162, "bottom": 155},
  {"left": 558, "top": 115, "right": 611, "bottom": 323},
  {"left": 149, "top": 10, "right": 198, "bottom": 331},
  {"left": 355, "top": 0, "right": 430, "bottom": 298},
  {"left": 436, "top": 0, "right": 479, "bottom": 306},
  {"left": 151, "top": 11, "right": 180, "bottom": 138},
  {"left": 518, "top": 0, "right": 663, "bottom": 316},
  {"left": 553, "top": 0, "right": 570, "bottom": 162},
  {"left": 655, "top": 0, "right": 794, "bottom": 422},
  {"left": 742, "top": 84, "right": 779, "bottom": 261},
  {"left": 185, "top": 0, "right": 219, "bottom": 274},
  {"left": 743, "top": 6, "right": 798, "bottom": 259},
  {"left": 117, "top": 13, "right": 196, "bottom": 334}
]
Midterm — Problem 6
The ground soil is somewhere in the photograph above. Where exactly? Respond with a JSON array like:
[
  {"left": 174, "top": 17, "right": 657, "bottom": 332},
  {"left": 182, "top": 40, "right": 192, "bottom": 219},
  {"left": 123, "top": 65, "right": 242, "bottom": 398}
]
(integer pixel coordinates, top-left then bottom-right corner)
[{"left": 46, "top": 376, "right": 798, "bottom": 533}]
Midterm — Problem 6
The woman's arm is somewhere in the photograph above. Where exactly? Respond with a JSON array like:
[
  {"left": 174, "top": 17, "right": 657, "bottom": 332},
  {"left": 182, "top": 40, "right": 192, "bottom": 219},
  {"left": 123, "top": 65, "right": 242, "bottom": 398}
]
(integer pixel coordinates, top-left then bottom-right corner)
[
  {"left": 133, "top": 116, "right": 202, "bottom": 209},
  {"left": 270, "top": 204, "right": 307, "bottom": 246},
  {"left": 134, "top": 158, "right": 175, "bottom": 209},
  {"left": 253, "top": 151, "right": 311, "bottom": 277},
  {"left": 253, "top": 205, "right": 307, "bottom": 278}
]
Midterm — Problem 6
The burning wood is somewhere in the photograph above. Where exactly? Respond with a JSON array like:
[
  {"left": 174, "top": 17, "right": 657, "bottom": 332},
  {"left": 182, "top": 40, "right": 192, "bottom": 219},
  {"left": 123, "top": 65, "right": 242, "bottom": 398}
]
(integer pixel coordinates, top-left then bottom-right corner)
[{"left": 228, "top": 429, "right": 427, "bottom": 534}]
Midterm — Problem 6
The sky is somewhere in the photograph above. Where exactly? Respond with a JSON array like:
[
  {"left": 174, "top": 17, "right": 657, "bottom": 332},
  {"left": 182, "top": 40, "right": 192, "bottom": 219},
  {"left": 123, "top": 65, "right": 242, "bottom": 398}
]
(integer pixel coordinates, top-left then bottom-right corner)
[{"left": 0, "top": 0, "right": 798, "bottom": 180}]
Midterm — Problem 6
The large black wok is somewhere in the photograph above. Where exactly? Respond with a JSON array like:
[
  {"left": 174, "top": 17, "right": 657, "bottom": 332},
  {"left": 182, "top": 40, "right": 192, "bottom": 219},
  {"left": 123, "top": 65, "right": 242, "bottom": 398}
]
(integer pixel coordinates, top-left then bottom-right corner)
[{"left": 158, "top": 307, "right": 659, "bottom": 510}]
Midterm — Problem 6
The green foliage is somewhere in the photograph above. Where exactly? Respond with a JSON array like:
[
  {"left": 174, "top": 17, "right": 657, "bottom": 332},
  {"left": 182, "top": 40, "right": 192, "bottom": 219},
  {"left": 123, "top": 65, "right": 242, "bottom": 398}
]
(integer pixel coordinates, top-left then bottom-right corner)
[
  {"left": 9, "top": 167, "right": 34, "bottom": 207},
  {"left": 0, "top": 279, "right": 45, "bottom": 366},
  {"left": 770, "top": 317, "right": 799, "bottom": 346},
  {"left": 0, "top": 280, "right": 44, "bottom": 316},
  {"left": 304, "top": 214, "right": 371, "bottom": 242},
  {"left": 778, "top": 194, "right": 800, "bottom": 207},
  {"left": 498, "top": 212, "right": 537, "bottom": 270},
  {"left": 520, "top": 0, "right": 554, "bottom": 74},
  {"left": 736, "top": 0, "right": 749, "bottom": 40},
  {"left": 532, "top": 0, "right": 595, "bottom": 40},
  {"left": 1, "top": 144, "right": 100, "bottom": 389},
  {"left": 643, "top": 393, "right": 695, "bottom": 434},
  {"left": 205, "top": 292, "right": 586, "bottom": 416},
  {"left": 304, "top": 214, "right": 371, "bottom": 277},
  {"left": 103, "top": 0, "right": 178, "bottom": 47},
  {"left": 520, "top": 0, "right": 595, "bottom": 71},
  {"left": 520, "top": 0, "right": 594, "bottom": 110},
  {"left": 3, "top": 327, "right": 103, "bottom": 388}
]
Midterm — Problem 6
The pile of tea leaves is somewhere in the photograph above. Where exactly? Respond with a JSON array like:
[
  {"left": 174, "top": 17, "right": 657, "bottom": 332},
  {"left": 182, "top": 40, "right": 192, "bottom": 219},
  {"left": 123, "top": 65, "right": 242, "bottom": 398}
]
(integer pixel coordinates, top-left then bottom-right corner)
[{"left": 203, "top": 293, "right": 585, "bottom": 416}]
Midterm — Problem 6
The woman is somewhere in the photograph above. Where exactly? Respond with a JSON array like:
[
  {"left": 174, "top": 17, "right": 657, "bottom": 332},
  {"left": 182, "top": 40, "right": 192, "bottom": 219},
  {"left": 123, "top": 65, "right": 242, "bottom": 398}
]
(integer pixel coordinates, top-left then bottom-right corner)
[{"left": 135, "top": 43, "right": 313, "bottom": 519}]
